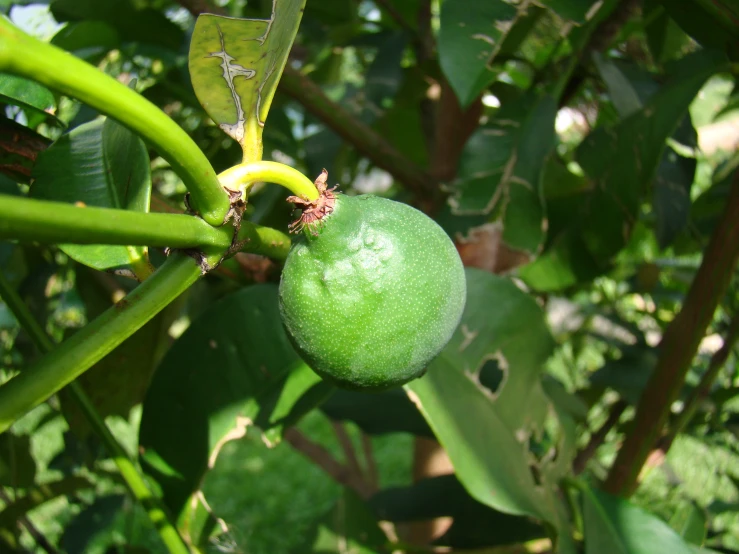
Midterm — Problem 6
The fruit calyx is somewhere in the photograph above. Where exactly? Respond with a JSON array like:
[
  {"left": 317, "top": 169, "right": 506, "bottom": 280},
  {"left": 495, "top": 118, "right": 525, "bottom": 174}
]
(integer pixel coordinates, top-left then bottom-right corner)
[{"left": 287, "top": 169, "right": 338, "bottom": 235}]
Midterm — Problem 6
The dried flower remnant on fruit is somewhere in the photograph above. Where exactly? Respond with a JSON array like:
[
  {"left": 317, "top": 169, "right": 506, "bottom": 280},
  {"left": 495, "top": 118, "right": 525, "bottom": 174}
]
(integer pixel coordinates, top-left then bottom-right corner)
[{"left": 287, "top": 169, "right": 338, "bottom": 235}]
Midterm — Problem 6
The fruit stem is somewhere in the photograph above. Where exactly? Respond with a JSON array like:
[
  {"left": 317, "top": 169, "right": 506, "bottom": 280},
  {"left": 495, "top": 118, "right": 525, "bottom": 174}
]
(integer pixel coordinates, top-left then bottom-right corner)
[{"left": 218, "top": 161, "right": 319, "bottom": 201}]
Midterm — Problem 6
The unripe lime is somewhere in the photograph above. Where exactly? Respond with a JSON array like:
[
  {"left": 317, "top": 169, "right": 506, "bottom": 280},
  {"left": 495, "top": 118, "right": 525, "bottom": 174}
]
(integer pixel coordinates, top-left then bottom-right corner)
[{"left": 278, "top": 191, "right": 466, "bottom": 390}]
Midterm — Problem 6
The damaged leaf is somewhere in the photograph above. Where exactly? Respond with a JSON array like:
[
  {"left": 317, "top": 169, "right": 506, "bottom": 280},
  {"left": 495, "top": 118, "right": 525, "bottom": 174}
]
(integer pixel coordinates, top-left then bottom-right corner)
[{"left": 189, "top": 0, "right": 306, "bottom": 161}]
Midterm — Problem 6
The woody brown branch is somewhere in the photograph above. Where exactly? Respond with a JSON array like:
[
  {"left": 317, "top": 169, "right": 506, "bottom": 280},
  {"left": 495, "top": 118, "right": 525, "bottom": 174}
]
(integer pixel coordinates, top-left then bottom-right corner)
[{"left": 604, "top": 168, "right": 739, "bottom": 497}]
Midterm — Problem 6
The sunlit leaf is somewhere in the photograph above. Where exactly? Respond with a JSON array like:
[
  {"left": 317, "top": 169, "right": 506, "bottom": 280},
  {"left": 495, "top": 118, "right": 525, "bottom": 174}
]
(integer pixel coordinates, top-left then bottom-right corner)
[
  {"left": 581, "top": 484, "right": 695, "bottom": 554},
  {"left": 30, "top": 116, "right": 152, "bottom": 273},
  {"left": 189, "top": 1, "right": 306, "bottom": 160},
  {"left": 438, "top": 0, "right": 519, "bottom": 107}
]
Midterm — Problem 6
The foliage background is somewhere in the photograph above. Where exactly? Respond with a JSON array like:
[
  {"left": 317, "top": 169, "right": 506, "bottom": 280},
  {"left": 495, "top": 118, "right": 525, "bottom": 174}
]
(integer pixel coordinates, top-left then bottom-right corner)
[{"left": 0, "top": 0, "right": 738, "bottom": 553}]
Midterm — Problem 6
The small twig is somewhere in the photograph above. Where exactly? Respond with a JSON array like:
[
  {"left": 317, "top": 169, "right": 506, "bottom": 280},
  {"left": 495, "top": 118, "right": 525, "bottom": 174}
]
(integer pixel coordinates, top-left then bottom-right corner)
[
  {"left": 360, "top": 432, "right": 380, "bottom": 493},
  {"left": 283, "top": 428, "right": 373, "bottom": 499},
  {"left": 0, "top": 489, "right": 59, "bottom": 554},
  {"left": 573, "top": 400, "right": 628, "bottom": 475},
  {"left": 331, "top": 421, "right": 365, "bottom": 480}
]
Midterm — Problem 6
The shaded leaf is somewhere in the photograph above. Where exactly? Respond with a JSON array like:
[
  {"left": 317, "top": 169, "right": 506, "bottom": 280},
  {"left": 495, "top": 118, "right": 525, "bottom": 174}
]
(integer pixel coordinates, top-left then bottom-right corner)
[
  {"left": 30, "top": 117, "right": 152, "bottom": 272},
  {"left": 321, "top": 388, "right": 433, "bottom": 437},
  {"left": 61, "top": 495, "right": 125, "bottom": 554},
  {"left": 139, "top": 285, "right": 333, "bottom": 545},
  {"left": 653, "top": 147, "right": 696, "bottom": 249},
  {"left": 295, "top": 489, "right": 388, "bottom": 554},
  {"left": 581, "top": 484, "right": 695, "bottom": 554},
  {"left": 669, "top": 501, "right": 707, "bottom": 546},
  {"left": 438, "top": 0, "right": 518, "bottom": 107},
  {"left": 50, "top": 0, "right": 184, "bottom": 51},
  {"left": 540, "top": 0, "right": 601, "bottom": 22},
  {"left": 450, "top": 93, "right": 557, "bottom": 255},
  {"left": 589, "top": 350, "right": 658, "bottom": 406},
  {"left": 0, "top": 476, "right": 95, "bottom": 530},
  {"left": 644, "top": 0, "right": 691, "bottom": 64},
  {"left": 0, "top": 432, "right": 35, "bottom": 487},
  {"left": 51, "top": 21, "right": 120, "bottom": 64},
  {"left": 189, "top": 2, "right": 306, "bottom": 158},
  {"left": 521, "top": 49, "right": 727, "bottom": 291},
  {"left": 592, "top": 55, "right": 698, "bottom": 250},
  {"left": 658, "top": 0, "right": 739, "bottom": 58},
  {"left": 58, "top": 268, "right": 181, "bottom": 438},
  {"left": 370, "top": 474, "right": 545, "bottom": 549}
]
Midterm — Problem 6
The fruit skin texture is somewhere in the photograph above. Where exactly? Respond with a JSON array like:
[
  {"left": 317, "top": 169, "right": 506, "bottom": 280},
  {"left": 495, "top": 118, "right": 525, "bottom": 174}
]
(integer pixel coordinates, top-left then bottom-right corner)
[{"left": 279, "top": 193, "right": 466, "bottom": 391}]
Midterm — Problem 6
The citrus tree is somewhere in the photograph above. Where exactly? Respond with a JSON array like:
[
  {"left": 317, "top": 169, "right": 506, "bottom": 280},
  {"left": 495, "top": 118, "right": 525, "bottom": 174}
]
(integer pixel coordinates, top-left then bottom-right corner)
[{"left": 1, "top": 0, "right": 738, "bottom": 553}]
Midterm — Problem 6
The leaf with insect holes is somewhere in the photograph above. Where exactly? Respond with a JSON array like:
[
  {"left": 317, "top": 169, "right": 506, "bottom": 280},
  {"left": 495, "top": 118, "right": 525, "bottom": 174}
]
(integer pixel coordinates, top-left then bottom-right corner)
[
  {"left": 189, "top": 1, "right": 306, "bottom": 160},
  {"left": 405, "top": 269, "right": 578, "bottom": 552}
]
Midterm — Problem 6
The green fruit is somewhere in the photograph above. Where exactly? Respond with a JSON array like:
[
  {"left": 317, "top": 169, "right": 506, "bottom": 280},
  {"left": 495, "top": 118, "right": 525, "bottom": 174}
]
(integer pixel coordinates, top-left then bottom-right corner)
[{"left": 278, "top": 191, "right": 466, "bottom": 390}]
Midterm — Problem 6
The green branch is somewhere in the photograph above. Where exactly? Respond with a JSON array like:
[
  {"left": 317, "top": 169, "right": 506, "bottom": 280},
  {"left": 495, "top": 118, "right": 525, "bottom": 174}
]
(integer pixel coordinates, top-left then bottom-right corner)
[
  {"left": 604, "top": 169, "right": 739, "bottom": 497},
  {"left": 0, "top": 193, "right": 291, "bottom": 260},
  {"left": 0, "top": 194, "right": 232, "bottom": 248},
  {"left": 0, "top": 253, "right": 206, "bottom": 434},
  {"left": 0, "top": 16, "right": 229, "bottom": 226},
  {"left": 0, "top": 271, "right": 190, "bottom": 554}
]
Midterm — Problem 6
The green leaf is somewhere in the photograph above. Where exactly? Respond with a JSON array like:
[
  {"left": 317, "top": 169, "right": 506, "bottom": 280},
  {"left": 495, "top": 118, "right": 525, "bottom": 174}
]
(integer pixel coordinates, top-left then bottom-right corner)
[
  {"left": 0, "top": 73, "right": 60, "bottom": 127},
  {"left": 0, "top": 476, "right": 95, "bottom": 530},
  {"left": 0, "top": 432, "right": 35, "bottom": 487},
  {"left": 51, "top": 21, "right": 121, "bottom": 64},
  {"left": 139, "top": 284, "right": 333, "bottom": 545},
  {"left": 438, "top": 0, "right": 518, "bottom": 107},
  {"left": 592, "top": 53, "right": 644, "bottom": 118},
  {"left": 189, "top": 2, "right": 306, "bottom": 160},
  {"left": 669, "top": 501, "right": 707, "bottom": 546},
  {"left": 58, "top": 268, "right": 181, "bottom": 438},
  {"left": 644, "top": 0, "right": 691, "bottom": 64},
  {"left": 658, "top": 0, "right": 739, "bottom": 59},
  {"left": 405, "top": 269, "right": 574, "bottom": 545},
  {"left": 521, "top": 49, "right": 727, "bottom": 291},
  {"left": 450, "top": 94, "right": 557, "bottom": 255},
  {"left": 295, "top": 489, "right": 388, "bottom": 554},
  {"left": 653, "top": 147, "right": 696, "bottom": 249},
  {"left": 50, "top": 0, "right": 184, "bottom": 51},
  {"left": 61, "top": 495, "right": 125, "bottom": 554},
  {"left": 591, "top": 56, "right": 698, "bottom": 249},
  {"left": 370, "top": 474, "right": 546, "bottom": 549},
  {"left": 589, "top": 349, "right": 658, "bottom": 405},
  {"left": 30, "top": 117, "right": 152, "bottom": 272},
  {"left": 321, "top": 388, "right": 433, "bottom": 437},
  {"left": 540, "top": 0, "right": 601, "bottom": 22},
  {"left": 581, "top": 484, "right": 695, "bottom": 554}
]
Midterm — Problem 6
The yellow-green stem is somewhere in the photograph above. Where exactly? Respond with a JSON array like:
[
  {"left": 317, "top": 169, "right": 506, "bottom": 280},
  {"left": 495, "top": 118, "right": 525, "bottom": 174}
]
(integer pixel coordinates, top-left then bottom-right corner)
[{"left": 218, "top": 161, "right": 320, "bottom": 201}]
